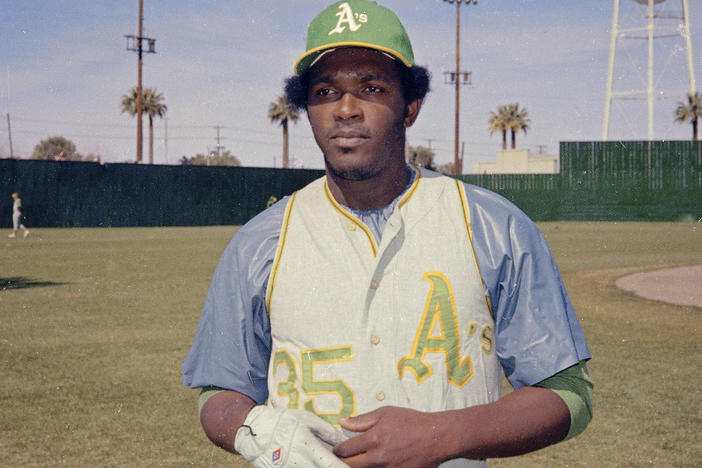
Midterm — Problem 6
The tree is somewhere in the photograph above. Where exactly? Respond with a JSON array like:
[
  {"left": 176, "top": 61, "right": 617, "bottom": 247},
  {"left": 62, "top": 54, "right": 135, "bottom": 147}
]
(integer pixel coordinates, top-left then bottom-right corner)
[
  {"left": 406, "top": 145, "right": 436, "bottom": 170},
  {"left": 268, "top": 95, "right": 299, "bottom": 168},
  {"left": 179, "top": 150, "right": 241, "bottom": 166},
  {"left": 488, "top": 105, "right": 509, "bottom": 150},
  {"left": 674, "top": 91, "right": 701, "bottom": 141},
  {"left": 434, "top": 162, "right": 454, "bottom": 175},
  {"left": 82, "top": 153, "right": 103, "bottom": 164},
  {"left": 31, "top": 136, "right": 82, "bottom": 161},
  {"left": 506, "top": 103, "right": 530, "bottom": 149},
  {"left": 121, "top": 87, "right": 168, "bottom": 164},
  {"left": 488, "top": 103, "right": 530, "bottom": 150}
]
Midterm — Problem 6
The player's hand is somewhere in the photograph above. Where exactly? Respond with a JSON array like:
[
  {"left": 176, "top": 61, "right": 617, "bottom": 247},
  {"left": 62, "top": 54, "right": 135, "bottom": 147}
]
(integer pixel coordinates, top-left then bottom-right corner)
[
  {"left": 234, "top": 405, "right": 349, "bottom": 467},
  {"left": 334, "top": 406, "right": 445, "bottom": 467}
]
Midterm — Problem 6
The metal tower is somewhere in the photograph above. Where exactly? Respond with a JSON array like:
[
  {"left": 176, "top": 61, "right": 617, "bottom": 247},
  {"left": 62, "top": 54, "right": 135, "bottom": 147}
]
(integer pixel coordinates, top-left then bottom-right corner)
[{"left": 602, "top": 0, "right": 696, "bottom": 140}]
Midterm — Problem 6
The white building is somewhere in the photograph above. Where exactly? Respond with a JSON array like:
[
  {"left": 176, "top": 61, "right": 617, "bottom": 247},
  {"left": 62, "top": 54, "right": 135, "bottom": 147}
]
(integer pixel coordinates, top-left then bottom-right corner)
[{"left": 473, "top": 149, "right": 559, "bottom": 174}]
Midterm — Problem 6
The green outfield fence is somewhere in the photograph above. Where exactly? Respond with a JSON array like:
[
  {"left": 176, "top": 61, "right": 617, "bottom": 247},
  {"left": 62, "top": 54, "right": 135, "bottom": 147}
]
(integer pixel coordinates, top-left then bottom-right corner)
[
  {"left": 459, "top": 140, "right": 702, "bottom": 221},
  {"left": 0, "top": 159, "right": 324, "bottom": 228},
  {"left": 561, "top": 140, "right": 701, "bottom": 220},
  {"left": 1, "top": 141, "right": 700, "bottom": 227}
]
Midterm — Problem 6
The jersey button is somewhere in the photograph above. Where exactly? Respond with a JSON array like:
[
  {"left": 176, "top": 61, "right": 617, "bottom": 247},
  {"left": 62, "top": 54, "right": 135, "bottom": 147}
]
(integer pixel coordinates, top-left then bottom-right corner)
[
  {"left": 370, "top": 335, "right": 380, "bottom": 345},
  {"left": 346, "top": 222, "right": 357, "bottom": 231},
  {"left": 375, "top": 391, "right": 386, "bottom": 402},
  {"left": 370, "top": 280, "right": 379, "bottom": 290}
]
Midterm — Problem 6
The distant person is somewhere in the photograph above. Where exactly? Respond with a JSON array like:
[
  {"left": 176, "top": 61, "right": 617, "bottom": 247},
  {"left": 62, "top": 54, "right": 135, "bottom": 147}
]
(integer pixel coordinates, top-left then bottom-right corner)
[{"left": 9, "top": 192, "right": 30, "bottom": 239}]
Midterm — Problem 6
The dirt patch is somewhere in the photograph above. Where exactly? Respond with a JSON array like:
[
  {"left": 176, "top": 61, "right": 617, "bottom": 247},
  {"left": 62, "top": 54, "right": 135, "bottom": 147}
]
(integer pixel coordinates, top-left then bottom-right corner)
[{"left": 615, "top": 264, "right": 702, "bottom": 308}]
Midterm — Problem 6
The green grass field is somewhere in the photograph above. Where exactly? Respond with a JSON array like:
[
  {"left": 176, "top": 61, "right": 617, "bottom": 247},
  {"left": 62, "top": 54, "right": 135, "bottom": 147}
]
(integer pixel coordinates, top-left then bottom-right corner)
[{"left": 1, "top": 222, "right": 701, "bottom": 467}]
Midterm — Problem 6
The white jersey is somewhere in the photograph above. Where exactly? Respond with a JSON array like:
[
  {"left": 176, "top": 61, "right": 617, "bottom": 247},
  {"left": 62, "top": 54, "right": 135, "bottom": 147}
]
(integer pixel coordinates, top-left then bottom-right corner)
[
  {"left": 266, "top": 169, "right": 500, "bottom": 467},
  {"left": 12, "top": 198, "right": 22, "bottom": 216}
]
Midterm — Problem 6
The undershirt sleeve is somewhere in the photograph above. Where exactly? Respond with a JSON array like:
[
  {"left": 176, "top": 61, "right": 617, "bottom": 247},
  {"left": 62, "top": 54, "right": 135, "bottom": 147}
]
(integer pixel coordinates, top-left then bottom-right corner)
[{"left": 535, "top": 360, "right": 594, "bottom": 440}]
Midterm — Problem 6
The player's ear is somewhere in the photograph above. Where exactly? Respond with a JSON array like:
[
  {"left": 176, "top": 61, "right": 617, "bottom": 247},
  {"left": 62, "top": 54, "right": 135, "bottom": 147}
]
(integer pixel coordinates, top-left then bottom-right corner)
[{"left": 404, "top": 98, "right": 422, "bottom": 128}]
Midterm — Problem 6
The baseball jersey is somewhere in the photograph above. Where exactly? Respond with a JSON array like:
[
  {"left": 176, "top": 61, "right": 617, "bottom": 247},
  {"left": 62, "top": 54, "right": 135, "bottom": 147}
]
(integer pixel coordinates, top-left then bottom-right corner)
[
  {"left": 267, "top": 170, "right": 502, "bottom": 433},
  {"left": 182, "top": 166, "right": 591, "bottom": 426}
]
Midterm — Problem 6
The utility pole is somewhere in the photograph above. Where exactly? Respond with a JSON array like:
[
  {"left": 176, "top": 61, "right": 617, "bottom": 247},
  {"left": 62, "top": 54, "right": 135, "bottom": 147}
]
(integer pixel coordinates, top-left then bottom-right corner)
[
  {"left": 214, "top": 126, "right": 224, "bottom": 156},
  {"left": 164, "top": 117, "right": 168, "bottom": 163},
  {"left": 6, "top": 113, "right": 13, "bottom": 158},
  {"left": 461, "top": 141, "right": 465, "bottom": 171},
  {"left": 442, "top": 0, "right": 476, "bottom": 175},
  {"left": 125, "top": 0, "right": 156, "bottom": 164}
]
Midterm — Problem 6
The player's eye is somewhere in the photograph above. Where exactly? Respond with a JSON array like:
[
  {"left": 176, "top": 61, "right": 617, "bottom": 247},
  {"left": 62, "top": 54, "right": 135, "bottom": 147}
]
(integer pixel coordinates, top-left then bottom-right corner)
[
  {"left": 363, "top": 85, "right": 384, "bottom": 94},
  {"left": 314, "top": 87, "right": 334, "bottom": 97}
]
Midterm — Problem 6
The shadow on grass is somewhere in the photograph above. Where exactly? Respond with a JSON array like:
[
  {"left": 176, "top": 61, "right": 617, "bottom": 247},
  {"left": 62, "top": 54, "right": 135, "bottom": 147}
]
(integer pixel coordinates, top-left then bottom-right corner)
[{"left": 0, "top": 277, "right": 67, "bottom": 291}]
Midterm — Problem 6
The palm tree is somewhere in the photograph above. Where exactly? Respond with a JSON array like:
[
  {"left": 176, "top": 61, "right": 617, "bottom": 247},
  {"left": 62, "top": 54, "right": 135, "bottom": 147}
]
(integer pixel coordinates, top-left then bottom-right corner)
[
  {"left": 489, "top": 103, "right": 531, "bottom": 150},
  {"left": 268, "top": 95, "right": 299, "bottom": 168},
  {"left": 506, "top": 103, "right": 530, "bottom": 149},
  {"left": 674, "top": 91, "right": 701, "bottom": 141},
  {"left": 121, "top": 88, "right": 168, "bottom": 164},
  {"left": 488, "top": 105, "right": 509, "bottom": 150}
]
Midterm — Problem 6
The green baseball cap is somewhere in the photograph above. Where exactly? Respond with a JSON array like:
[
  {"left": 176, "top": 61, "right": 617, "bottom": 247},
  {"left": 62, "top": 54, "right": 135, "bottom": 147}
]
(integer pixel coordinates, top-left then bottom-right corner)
[{"left": 294, "top": 0, "right": 415, "bottom": 76}]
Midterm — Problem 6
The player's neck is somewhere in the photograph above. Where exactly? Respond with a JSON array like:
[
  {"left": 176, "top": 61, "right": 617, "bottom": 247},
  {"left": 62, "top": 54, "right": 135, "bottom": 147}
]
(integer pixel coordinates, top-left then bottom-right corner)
[{"left": 326, "top": 162, "right": 411, "bottom": 211}]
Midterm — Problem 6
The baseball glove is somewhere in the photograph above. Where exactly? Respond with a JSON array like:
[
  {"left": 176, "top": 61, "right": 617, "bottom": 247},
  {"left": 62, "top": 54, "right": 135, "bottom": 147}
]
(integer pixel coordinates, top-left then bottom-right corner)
[{"left": 235, "top": 406, "right": 349, "bottom": 467}]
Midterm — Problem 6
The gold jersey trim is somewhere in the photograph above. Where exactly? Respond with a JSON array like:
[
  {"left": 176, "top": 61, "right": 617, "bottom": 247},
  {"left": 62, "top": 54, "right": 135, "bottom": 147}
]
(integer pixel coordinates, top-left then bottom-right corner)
[
  {"left": 398, "top": 165, "right": 421, "bottom": 208},
  {"left": 323, "top": 181, "right": 380, "bottom": 257},
  {"left": 266, "top": 191, "right": 298, "bottom": 314},
  {"left": 456, "top": 180, "right": 494, "bottom": 318}
]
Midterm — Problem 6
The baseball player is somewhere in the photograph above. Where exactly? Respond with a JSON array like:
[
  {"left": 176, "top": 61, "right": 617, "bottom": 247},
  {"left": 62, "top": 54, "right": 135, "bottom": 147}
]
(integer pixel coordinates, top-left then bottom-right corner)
[
  {"left": 183, "top": 1, "right": 593, "bottom": 466},
  {"left": 9, "top": 192, "right": 29, "bottom": 238}
]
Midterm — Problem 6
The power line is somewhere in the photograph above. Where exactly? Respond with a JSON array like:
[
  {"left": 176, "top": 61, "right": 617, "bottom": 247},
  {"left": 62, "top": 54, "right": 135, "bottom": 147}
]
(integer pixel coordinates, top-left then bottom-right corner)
[
  {"left": 8, "top": 116, "right": 304, "bottom": 139},
  {"left": 10, "top": 129, "right": 232, "bottom": 141},
  {"left": 12, "top": 117, "right": 134, "bottom": 129}
]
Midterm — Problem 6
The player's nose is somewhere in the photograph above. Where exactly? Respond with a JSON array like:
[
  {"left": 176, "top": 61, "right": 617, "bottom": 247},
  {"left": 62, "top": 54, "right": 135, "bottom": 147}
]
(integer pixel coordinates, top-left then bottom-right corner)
[{"left": 334, "top": 92, "right": 363, "bottom": 121}]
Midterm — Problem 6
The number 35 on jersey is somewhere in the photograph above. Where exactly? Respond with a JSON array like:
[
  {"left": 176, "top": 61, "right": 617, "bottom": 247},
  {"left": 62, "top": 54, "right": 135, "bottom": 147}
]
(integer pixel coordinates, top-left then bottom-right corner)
[{"left": 270, "top": 271, "right": 495, "bottom": 425}]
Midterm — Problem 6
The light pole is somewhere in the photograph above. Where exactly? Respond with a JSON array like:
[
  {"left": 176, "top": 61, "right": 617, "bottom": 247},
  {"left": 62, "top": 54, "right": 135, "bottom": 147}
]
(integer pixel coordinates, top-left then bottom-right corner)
[{"left": 442, "top": 0, "right": 476, "bottom": 175}]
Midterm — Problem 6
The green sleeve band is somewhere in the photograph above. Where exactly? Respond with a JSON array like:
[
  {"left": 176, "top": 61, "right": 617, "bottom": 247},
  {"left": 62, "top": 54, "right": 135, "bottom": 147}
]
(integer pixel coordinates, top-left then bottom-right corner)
[
  {"left": 198, "top": 386, "right": 226, "bottom": 416},
  {"left": 536, "top": 360, "right": 594, "bottom": 441}
]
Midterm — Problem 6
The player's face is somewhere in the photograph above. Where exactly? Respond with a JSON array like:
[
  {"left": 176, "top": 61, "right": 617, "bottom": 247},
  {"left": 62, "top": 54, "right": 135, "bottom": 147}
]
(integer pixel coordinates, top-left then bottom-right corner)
[{"left": 306, "top": 48, "right": 420, "bottom": 181}]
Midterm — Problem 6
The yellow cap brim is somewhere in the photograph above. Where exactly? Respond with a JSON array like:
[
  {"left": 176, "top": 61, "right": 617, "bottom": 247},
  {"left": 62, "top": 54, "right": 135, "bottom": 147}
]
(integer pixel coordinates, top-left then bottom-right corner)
[{"left": 294, "top": 42, "right": 413, "bottom": 76}]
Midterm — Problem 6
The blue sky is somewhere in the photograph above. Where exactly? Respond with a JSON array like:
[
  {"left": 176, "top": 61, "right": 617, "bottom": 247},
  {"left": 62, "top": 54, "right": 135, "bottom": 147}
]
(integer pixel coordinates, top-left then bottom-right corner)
[{"left": 1, "top": 0, "right": 700, "bottom": 171}]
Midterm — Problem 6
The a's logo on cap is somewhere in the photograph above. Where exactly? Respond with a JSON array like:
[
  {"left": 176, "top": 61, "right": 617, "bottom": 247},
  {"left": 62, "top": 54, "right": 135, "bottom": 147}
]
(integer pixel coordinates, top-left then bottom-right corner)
[{"left": 329, "top": 2, "right": 368, "bottom": 35}]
